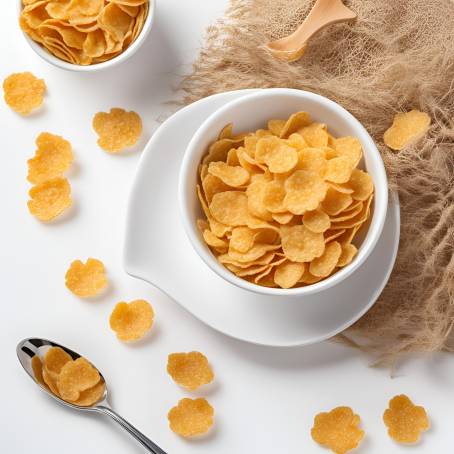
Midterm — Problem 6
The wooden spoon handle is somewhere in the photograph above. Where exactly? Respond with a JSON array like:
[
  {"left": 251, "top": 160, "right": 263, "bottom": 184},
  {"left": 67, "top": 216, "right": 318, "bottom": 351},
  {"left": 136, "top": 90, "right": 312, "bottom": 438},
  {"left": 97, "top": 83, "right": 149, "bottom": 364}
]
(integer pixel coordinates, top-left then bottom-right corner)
[{"left": 291, "top": 0, "right": 357, "bottom": 46}]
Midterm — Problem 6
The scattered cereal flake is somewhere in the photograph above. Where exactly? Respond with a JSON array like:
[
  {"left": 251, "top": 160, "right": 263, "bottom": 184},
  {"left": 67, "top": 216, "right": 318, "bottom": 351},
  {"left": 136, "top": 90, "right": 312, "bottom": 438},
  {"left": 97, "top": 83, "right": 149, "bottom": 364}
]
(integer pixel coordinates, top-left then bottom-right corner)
[
  {"left": 167, "top": 352, "right": 214, "bottom": 390},
  {"left": 109, "top": 299, "right": 154, "bottom": 341},
  {"left": 27, "top": 132, "right": 73, "bottom": 184},
  {"left": 209, "top": 191, "right": 249, "bottom": 226},
  {"left": 281, "top": 225, "right": 325, "bottom": 262},
  {"left": 311, "top": 406, "right": 364, "bottom": 454},
  {"left": 92, "top": 108, "right": 142, "bottom": 153},
  {"left": 274, "top": 261, "right": 305, "bottom": 288},
  {"left": 3, "top": 72, "right": 46, "bottom": 115},
  {"left": 383, "top": 110, "right": 431, "bottom": 151},
  {"left": 303, "top": 209, "right": 331, "bottom": 233},
  {"left": 309, "top": 241, "right": 342, "bottom": 277},
  {"left": 57, "top": 357, "right": 100, "bottom": 401},
  {"left": 383, "top": 395, "right": 430, "bottom": 444},
  {"left": 44, "top": 346, "right": 72, "bottom": 375},
  {"left": 27, "top": 177, "right": 72, "bottom": 221},
  {"left": 65, "top": 258, "right": 108, "bottom": 298},
  {"left": 168, "top": 398, "right": 214, "bottom": 437},
  {"left": 272, "top": 212, "right": 294, "bottom": 224}
]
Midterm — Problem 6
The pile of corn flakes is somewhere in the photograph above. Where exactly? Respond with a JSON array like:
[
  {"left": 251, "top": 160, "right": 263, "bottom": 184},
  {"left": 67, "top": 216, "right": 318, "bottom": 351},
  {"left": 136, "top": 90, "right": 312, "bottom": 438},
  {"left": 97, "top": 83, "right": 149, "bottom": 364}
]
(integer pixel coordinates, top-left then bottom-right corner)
[
  {"left": 19, "top": 0, "right": 149, "bottom": 66},
  {"left": 197, "top": 112, "right": 374, "bottom": 288}
]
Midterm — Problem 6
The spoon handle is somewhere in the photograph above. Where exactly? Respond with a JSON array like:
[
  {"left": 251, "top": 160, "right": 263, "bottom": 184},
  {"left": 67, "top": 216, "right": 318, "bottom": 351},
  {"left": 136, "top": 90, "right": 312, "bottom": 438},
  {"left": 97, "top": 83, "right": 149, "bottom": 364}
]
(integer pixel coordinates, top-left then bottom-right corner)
[{"left": 97, "top": 406, "right": 167, "bottom": 454}]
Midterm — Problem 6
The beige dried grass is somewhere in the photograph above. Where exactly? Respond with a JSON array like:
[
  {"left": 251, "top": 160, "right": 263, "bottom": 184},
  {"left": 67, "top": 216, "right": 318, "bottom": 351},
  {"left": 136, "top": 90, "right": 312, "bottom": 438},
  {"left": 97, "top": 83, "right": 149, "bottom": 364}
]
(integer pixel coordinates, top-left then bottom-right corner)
[{"left": 179, "top": 0, "right": 454, "bottom": 363}]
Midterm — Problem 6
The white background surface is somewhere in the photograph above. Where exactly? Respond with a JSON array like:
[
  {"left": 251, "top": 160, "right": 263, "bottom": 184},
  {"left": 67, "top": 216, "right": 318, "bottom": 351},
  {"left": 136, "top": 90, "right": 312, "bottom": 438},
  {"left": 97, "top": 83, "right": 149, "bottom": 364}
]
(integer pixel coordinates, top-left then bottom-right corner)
[{"left": 1, "top": 1, "right": 453, "bottom": 453}]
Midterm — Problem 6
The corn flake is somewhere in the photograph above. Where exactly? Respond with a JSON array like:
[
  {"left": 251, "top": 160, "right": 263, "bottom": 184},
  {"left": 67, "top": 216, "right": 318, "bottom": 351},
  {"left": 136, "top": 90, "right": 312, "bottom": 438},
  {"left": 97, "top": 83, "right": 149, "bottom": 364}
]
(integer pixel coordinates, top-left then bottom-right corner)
[
  {"left": 71, "top": 380, "right": 106, "bottom": 406},
  {"left": 322, "top": 187, "right": 353, "bottom": 216},
  {"left": 279, "top": 111, "right": 312, "bottom": 138},
  {"left": 168, "top": 398, "right": 214, "bottom": 437},
  {"left": 383, "top": 394, "right": 430, "bottom": 444},
  {"left": 65, "top": 258, "right": 108, "bottom": 298},
  {"left": 209, "top": 191, "right": 249, "bottom": 226},
  {"left": 167, "top": 352, "right": 214, "bottom": 390},
  {"left": 3, "top": 72, "right": 46, "bottom": 115},
  {"left": 333, "top": 137, "right": 362, "bottom": 167},
  {"left": 44, "top": 346, "right": 72, "bottom": 375},
  {"left": 297, "top": 123, "right": 328, "bottom": 148},
  {"left": 348, "top": 169, "right": 374, "bottom": 201},
  {"left": 284, "top": 170, "right": 328, "bottom": 214},
  {"left": 324, "top": 156, "right": 354, "bottom": 184},
  {"left": 311, "top": 406, "right": 364, "bottom": 454},
  {"left": 274, "top": 261, "right": 305, "bottom": 288},
  {"left": 27, "top": 132, "right": 73, "bottom": 184},
  {"left": 208, "top": 161, "right": 249, "bottom": 187},
  {"left": 32, "top": 355, "right": 46, "bottom": 387},
  {"left": 281, "top": 225, "right": 325, "bottom": 262},
  {"left": 337, "top": 243, "right": 358, "bottom": 267},
  {"left": 28, "top": 177, "right": 72, "bottom": 221},
  {"left": 383, "top": 110, "right": 431, "bottom": 151},
  {"left": 309, "top": 241, "right": 342, "bottom": 277},
  {"left": 57, "top": 357, "right": 100, "bottom": 401},
  {"left": 303, "top": 209, "right": 331, "bottom": 233},
  {"left": 256, "top": 137, "right": 298, "bottom": 173},
  {"left": 92, "top": 108, "right": 142, "bottom": 153},
  {"left": 109, "top": 299, "right": 154, "bottom": 341}
]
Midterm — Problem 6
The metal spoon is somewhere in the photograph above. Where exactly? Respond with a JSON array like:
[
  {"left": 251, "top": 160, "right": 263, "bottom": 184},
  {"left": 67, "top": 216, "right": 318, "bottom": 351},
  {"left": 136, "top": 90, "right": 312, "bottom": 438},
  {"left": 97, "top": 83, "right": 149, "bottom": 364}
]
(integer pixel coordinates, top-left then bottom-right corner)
[{"left": 17, "top": 338, "right": 167, "bottom": 454}]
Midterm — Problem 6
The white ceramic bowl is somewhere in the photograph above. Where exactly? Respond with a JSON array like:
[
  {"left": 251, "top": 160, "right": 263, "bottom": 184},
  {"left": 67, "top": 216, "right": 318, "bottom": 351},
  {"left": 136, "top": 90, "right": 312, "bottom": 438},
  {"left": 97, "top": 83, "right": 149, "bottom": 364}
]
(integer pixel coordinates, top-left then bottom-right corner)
[
  {"left": 179, "top": 88, "right": 388, "bottom": 297},
  {"left": 17, "top": 0, "right": 155, "bottom": 72}
]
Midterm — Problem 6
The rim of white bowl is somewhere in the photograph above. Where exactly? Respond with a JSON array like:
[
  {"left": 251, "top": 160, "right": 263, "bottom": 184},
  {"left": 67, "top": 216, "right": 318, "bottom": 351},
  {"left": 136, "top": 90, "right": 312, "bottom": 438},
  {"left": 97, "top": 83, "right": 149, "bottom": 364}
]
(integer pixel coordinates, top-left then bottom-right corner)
[
  {"left": 17, "top": 0, "right": 155, "bottom": 72},
  {"left": 179, "top": 88, "right": 388, "bottom": 297}
]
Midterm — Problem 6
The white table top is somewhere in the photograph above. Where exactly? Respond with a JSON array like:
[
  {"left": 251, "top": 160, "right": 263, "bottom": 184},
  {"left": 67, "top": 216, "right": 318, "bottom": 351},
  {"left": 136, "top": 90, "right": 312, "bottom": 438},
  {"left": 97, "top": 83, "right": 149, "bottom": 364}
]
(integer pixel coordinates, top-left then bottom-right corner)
[{"left": 2, "top": 1, "right": 453, "bottom": 453}]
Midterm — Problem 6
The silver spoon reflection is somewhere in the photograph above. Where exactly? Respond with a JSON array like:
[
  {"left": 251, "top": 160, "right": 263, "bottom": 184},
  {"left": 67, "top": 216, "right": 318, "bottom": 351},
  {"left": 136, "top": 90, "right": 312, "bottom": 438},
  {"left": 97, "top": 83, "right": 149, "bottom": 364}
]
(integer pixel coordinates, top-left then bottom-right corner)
[{"left": 17, "top": 338, "right": 167, "bottom": 454}]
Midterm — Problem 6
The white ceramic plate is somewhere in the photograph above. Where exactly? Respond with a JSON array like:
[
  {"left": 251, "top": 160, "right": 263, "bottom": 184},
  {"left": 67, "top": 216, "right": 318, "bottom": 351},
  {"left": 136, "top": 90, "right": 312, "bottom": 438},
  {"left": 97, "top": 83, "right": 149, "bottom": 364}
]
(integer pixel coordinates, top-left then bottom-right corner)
[{"left": 124, "top": 90, "right": 400, "bottom": 347}]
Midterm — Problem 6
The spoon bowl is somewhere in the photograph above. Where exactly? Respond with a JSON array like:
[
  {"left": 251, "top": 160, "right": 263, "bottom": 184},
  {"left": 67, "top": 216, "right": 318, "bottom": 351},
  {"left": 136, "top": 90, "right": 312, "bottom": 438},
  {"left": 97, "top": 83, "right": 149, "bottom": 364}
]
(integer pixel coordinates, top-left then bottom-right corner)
[{"left": 17, "top": 338, "right": 167, "bottom": 454}]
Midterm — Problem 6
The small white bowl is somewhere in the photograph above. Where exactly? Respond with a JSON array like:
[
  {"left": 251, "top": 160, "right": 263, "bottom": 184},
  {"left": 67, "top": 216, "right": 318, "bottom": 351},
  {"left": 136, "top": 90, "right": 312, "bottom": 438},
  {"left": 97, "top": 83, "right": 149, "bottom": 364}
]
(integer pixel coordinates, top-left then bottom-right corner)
[
  {"left": 179, "top": 88, "right": 388, "bottom": 297},
  {"left": 17, "top": 0, "right": 155, "bottom": 72}
]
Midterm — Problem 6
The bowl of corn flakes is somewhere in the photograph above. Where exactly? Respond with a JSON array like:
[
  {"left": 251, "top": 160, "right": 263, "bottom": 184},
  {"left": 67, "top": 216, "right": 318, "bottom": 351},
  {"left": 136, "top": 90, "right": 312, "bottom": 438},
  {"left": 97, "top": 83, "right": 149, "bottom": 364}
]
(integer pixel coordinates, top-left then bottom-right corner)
[
  {"left": 179, "top": 88, "right": 388, "bottom": 296},
  {"left": 17, "top": 0, "right": 154, "bottom": 71}
]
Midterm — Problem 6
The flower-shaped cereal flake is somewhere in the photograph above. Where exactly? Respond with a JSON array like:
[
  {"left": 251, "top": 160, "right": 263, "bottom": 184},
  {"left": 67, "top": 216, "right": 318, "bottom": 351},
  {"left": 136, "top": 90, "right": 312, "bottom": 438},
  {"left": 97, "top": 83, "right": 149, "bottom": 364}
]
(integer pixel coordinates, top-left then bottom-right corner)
[
  {"left": 109, "top": 299, "right": 154, "bottom": 341},
  {"left": 92, "top": 107, "right": 142, "bottom": 153},
  {"left": 27, "top": 177, "right": 72, "bottom": 221},
  {"left": 3, "top": 72, "right": 46, "bottom": 115},
  {"left": 168, "top": 398, "right": 214, "bottom": 437},
  {"left": 65, "top": 258, "right": 108, "bottom": 298},
  {"left": 311, "top": 406, "right": 364, "bottom": 454},
  {"left": 167, "top": 352, "right": 214, "bottom": 390},
  {"left": 383, "top": 394, "right": 430, "bottom": 444}
]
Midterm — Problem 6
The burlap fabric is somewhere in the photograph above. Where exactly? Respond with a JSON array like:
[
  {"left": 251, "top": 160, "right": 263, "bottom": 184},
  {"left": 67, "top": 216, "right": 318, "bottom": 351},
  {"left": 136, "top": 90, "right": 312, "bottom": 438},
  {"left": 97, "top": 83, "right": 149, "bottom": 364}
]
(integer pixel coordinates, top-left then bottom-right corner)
[{"left": 179, "top": 0, "right": 454, "bottom": 363}]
